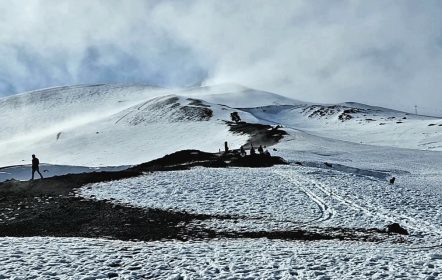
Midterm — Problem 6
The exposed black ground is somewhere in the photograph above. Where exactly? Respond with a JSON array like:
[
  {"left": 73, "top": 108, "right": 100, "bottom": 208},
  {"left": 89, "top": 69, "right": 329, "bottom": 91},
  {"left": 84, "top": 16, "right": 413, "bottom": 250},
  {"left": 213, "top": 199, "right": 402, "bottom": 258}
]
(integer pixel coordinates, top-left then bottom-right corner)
[
  {"left": 227, "top": 121, "right": 287, "bottom": 147},
  {"left": 0, "top": 193, "right": 395, "bottom": 242},
  {"left": 0, "top": 194, "right": 221, "bottom": 241}
]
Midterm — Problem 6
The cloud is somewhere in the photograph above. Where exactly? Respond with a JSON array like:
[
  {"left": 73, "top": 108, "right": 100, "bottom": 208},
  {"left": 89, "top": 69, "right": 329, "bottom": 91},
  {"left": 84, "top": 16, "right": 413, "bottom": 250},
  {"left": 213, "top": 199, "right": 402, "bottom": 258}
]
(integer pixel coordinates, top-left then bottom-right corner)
[
  {"left": 1, "top": 0, "right": 442, "bottom": 115},
  {"left": 0, "top": 0, "right": 209, "bottom": 94}
]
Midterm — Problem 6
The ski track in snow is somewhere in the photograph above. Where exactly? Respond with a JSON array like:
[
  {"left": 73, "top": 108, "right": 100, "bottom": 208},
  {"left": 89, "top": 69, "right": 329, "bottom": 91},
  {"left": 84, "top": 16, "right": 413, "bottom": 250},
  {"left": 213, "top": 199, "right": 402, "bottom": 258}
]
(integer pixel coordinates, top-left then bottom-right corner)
[
  {"left": 275, "top": 167, "right": 442, "bottom": 246},
  {"left": 273, "top": 169, "right": 334, "bottom": 225}
]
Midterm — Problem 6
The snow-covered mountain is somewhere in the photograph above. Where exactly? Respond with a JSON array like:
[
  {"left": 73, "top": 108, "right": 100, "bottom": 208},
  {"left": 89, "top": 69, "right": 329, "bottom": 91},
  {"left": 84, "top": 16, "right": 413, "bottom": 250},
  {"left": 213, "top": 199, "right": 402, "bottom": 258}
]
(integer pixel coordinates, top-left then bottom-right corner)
[
  {"left": 0, "top": 85, "right": 263, "bottom": 166},
  {"left": 1, "top": 83, "right": 441, "bottom": 167}
]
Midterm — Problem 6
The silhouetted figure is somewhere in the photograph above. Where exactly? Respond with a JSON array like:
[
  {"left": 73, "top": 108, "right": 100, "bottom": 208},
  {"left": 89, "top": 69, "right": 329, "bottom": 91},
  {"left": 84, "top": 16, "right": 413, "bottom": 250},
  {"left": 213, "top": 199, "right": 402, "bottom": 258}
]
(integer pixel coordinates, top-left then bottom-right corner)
[
  {"left": 224, "top": 141, "right": 229, "bottom": 153},
  {"left": 258, "top": 145, "right": 264, "bottom": 155},
  {"left": 264, "top": 149, "right": 271, "bottom": 157},
  {"left": 389, "top": 177, "right": 396, "bottom": 185},
  {"left": 250, "top": 144, "right": 256, "bottom": 156},
  {"left": 31, "top": 154, "right": 43, "bottom": 180},
  {"left": 240, "top": 146, "right": 246, "bottom": 157}
]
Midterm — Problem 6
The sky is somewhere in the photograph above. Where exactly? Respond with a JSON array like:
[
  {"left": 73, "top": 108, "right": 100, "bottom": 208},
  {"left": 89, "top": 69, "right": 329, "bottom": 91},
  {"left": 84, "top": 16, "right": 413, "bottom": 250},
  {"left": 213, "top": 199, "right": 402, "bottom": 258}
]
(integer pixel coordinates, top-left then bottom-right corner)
[{"left": 0, "top": 0, "right": 442, "bottom": 116}]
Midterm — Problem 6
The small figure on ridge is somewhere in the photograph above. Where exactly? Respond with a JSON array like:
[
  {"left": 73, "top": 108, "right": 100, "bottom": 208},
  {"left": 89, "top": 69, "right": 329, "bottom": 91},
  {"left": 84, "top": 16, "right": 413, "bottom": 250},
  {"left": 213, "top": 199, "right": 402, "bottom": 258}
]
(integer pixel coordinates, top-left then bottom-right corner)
[
  {"left": 258, "top": 145, "right": 264, "bottom": 155},
  {"left": 250, "top": 144, "right": 256, "bottom": 156}
]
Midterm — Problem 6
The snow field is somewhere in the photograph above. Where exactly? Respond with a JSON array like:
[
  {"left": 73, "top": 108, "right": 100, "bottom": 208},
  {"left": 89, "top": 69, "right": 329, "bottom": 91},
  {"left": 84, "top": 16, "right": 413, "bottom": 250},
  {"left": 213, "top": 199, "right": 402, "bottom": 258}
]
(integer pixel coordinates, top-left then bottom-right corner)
[
  {"left": 79, "top": 167, "right": 321, "bottom": 232},
  {"left": 79, "top": 164, "right": 442, "bottom": 246},
  {"left": 0, "top": 237, "right": 440, "bottom": 279}
]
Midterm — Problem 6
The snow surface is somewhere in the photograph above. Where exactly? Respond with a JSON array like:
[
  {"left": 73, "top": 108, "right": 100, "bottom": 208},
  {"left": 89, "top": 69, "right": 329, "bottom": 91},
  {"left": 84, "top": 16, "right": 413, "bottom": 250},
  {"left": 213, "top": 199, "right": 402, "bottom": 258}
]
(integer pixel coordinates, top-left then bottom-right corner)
[
  {"left": 79, "top": 163, "right": 442, "bottom": 245},
  {"left": 0, "top": 237, "right": 441, "bottom": 279}
]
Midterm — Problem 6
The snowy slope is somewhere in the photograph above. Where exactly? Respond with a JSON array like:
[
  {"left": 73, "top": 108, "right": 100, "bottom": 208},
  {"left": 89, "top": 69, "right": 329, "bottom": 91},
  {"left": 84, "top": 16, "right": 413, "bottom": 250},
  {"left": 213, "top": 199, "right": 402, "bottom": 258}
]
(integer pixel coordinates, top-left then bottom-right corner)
[
  {"left": 245, "top": 102, "right": 442, "bottom": 150},
  {"left": 0, "top": 86, "right": 261, "bottom": 167},
  {"left": 1, "top": 83, "right": 442, "bottom": 168},
  {"left": 0, "top": 84, "right": 166, "bottom": 136},
  {"left": 0, "top": 84, "right": 168, "bottom": 164}
]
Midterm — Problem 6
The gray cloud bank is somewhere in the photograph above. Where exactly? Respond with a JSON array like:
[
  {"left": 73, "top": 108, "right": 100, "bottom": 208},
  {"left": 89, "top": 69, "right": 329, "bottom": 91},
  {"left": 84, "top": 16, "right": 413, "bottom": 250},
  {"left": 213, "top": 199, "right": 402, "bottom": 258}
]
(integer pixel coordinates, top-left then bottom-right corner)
[{"left": 1, "top": 0, "right": 442, "bottom": 115}]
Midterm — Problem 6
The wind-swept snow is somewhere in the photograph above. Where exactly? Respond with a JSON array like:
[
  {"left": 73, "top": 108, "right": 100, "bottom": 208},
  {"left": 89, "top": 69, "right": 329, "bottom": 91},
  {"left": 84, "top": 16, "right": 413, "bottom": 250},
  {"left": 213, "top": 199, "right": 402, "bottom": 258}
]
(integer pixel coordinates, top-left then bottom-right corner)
[
  {"left": 0, "top": 86, "right": 261, "bottom": 166},
  {"left": 182, "top": 83, "right": 304, "bottom": 108}
]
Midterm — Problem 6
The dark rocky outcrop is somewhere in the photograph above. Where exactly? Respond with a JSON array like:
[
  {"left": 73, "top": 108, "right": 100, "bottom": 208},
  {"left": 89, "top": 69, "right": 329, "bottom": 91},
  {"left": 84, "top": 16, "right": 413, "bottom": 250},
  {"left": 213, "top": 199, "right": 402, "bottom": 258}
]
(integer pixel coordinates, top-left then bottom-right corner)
[
  {"left": 227, "top": 122, "right": 287, "bottom": 147},
  {"left": 228, "top": 154, "right": 287, "bottom": 167},
  {"left": 386, "top": 223, "right": 409, "bottom": 235}
]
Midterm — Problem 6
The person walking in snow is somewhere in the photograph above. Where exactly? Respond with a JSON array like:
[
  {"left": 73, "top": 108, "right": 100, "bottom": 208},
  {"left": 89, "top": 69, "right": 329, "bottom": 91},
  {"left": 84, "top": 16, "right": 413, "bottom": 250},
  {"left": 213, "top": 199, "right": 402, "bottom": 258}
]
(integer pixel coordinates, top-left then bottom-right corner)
[{"left": 31, "top": 154, "right": 43, "bottom": 180}]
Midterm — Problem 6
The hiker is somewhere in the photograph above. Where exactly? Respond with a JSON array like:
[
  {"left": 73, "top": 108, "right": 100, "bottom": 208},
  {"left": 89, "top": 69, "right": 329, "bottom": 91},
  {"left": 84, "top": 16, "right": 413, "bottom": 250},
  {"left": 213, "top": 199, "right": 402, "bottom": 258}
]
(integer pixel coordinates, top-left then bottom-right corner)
[
  {"left": 264, "top": 149, "right": 271, "bottom": 157},
  {"left": 258, "top": 145, "right": 264, "bottom": 154},
  {"left": 240, "top": 145, "right": 246, "bottom": 157},
  {"left": 250, "top": 144, "right": 256, "bottom": 156},
  {"left": 31, "top": 154, "right": 43, "bottom": 180}
]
